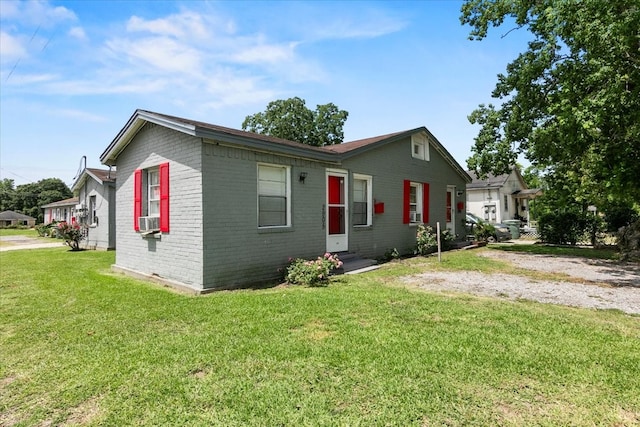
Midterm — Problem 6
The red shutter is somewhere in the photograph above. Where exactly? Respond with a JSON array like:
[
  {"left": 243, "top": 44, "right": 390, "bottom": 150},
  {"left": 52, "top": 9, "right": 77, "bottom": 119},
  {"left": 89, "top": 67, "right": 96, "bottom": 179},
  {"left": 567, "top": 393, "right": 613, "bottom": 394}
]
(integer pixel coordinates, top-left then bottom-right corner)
[
  {"left": 423, "top": 182, "right": 430, "bottom": 224},
  {"left": 133, "top": 169, "right": 142, "bottom": 231},
  {"left": 159, "top": 162, "right": 170, "bottom": 232},
  {"left": 403, "top": 180, "right": 410, "bottom": 224}
]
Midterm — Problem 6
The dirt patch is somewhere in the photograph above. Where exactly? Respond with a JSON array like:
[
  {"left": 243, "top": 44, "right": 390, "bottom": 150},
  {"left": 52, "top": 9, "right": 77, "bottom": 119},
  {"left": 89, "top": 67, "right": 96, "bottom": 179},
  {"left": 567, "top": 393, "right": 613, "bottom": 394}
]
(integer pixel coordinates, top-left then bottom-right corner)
[
  {"left": 0, "top": 236, "right": 63, "bottom": 251},
  {"left": 402, "top": 252, "right": 640, "bottom": 315}
]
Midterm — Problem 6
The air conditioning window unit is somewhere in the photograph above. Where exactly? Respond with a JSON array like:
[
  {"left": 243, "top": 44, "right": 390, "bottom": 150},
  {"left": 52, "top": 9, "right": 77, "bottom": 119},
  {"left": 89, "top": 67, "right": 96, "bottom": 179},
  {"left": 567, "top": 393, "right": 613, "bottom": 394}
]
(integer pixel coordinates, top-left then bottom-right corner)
[
  {"left": 139, "top": 216, "right": 160, "bottom": 232},
  {"left": 410, "top": 212, "right": 422, "bottom": 223}
]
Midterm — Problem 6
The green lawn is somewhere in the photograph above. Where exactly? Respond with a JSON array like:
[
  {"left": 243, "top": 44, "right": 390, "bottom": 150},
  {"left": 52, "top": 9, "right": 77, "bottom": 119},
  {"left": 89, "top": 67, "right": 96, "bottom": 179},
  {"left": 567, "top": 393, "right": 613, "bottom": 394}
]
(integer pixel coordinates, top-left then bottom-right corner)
[
  {"left": 0, "top": 228, "right": 39, "bottom": 237},
  {"left": 1, "top": 247, "right": 639, "bottom": 426}
]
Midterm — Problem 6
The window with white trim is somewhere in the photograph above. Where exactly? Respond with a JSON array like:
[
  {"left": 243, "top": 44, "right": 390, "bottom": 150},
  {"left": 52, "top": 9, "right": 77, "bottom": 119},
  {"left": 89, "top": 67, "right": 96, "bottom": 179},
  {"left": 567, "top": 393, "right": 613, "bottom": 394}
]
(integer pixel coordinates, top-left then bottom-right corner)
[
  {"left": 147, "top": 169, "right": 160, "bottom": 217},
  {"left": 411, "top": 133, "right": 430, "bottom": 161},
  {"left": 353, "top": 174, "right": 372, "bottom": 226},
  {"left": 409, "top": 182, "right": 423, "bottom": 223},
  {"left": 89, "top": 195, "right": 97, "bottom": 225},
  {"left": 134, "top": 162, "right": 170, "bottom": 233},
  {"left": 258, "top": 164, "right": 291, "bottom": 228}
]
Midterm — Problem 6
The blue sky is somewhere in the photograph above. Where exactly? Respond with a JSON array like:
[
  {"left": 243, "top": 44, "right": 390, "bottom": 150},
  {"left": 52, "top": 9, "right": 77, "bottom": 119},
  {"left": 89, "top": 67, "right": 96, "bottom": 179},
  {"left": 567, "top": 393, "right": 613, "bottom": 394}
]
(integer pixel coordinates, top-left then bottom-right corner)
[{"left": 0, "top": 0, "right": 531, "bottom": 186}]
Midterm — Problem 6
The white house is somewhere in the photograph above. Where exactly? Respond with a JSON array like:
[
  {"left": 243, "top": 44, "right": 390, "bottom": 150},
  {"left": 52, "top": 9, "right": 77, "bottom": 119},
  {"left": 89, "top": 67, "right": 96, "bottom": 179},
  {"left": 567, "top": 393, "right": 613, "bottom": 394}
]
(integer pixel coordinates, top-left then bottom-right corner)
[{"left": 466, "top": 166, "right": 541, "bottom": 226}]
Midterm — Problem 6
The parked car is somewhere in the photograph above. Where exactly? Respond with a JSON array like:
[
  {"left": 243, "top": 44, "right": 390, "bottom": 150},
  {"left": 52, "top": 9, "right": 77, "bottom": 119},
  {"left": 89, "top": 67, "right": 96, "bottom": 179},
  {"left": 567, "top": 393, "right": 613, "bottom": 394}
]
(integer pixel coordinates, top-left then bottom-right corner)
[{"left": 465, "top": 212, "right": 513, "bottom": 242}]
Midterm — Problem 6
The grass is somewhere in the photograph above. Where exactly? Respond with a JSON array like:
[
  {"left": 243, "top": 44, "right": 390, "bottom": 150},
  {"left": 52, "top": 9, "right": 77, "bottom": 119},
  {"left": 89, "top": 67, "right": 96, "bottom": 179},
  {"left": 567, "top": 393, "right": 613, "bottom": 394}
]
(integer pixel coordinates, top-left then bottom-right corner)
[
  {"left": 1, "top": 247, "right": 639, "bottom": 426},
  {"left": 0, "top": 228, "right": 39, "bottom": 237}
]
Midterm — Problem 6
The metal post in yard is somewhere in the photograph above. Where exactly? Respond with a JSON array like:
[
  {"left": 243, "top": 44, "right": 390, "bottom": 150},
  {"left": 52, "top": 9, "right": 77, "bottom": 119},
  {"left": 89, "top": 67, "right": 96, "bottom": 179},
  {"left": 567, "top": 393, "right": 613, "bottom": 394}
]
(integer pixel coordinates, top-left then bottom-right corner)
[{"left": 437, "top": 222, "right": 442, "bottom": 262}]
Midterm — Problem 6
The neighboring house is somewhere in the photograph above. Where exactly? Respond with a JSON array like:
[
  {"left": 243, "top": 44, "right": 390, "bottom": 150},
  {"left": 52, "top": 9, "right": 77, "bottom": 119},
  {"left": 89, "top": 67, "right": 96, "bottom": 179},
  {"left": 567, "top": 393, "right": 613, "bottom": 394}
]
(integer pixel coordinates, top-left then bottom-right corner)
[
  {"left": 71, "top": 167, "right": 117, "bottom": 250},
  {"left": 0, "top": 210, "right": 36, "bottom": 227},
  {"left": 100, "top": 109, "right": 471, "bottom": 293},
  {"left": 466, "top": 167, "right": 542, "bottom": 226},
  {"left": 42, "top": 197, "right": 79, "bottom": 224}
]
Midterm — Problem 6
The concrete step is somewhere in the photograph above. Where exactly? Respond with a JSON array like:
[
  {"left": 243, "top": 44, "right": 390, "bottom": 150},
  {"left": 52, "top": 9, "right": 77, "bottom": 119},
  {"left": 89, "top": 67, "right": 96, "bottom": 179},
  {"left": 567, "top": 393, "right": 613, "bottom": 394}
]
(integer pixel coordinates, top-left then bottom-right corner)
[{"left": 333, "top": 253, "right": 378, "bottom": 275}]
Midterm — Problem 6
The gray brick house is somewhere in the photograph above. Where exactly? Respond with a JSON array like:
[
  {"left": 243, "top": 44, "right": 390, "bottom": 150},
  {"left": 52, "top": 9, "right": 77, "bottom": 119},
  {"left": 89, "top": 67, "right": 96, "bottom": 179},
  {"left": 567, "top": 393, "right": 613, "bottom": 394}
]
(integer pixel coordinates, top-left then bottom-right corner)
[
  {"left": 100, "top": 109, "right": 471, "bottom": 292},
  {"left": 71, "top": 168, "right": 116, "bottom": 250}
]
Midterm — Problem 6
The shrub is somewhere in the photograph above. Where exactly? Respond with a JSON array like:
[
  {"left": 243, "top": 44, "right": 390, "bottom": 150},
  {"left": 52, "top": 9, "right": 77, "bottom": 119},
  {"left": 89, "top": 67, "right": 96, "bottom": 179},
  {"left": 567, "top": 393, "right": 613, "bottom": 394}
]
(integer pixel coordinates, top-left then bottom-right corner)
[
  {"left": 285, "top": 253, "right": 343, "bottom": 287},
  {"left": 473, "top": 222, "right": 497, "bottom": 242},
  {"left": 538, "top": 210, "right": 605, "bottom": 245},
  {"left": 416, "top": 225, "right": 455, "bottom": 255},
  {"left": 381, "top": 247, "right": 400, "bottom": 262},
  {"left": 56, "top": 221, "right": 84, "bottom": 251},
  {"left": 36, "top": 221, "right": 63, "bottom": 238},
  {"left": 617, "top": 219, "right": 640, "bottom": 261},
  {"left": 603, "top": 203, "right": 639, "bottom": 232}
]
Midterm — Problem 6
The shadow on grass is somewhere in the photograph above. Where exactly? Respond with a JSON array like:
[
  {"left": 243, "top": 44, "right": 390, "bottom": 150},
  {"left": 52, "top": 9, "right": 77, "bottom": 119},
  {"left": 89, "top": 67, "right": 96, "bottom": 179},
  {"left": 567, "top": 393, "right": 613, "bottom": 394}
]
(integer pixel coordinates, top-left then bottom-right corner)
[{"left": 490, "top": 243, "right": 618, "bottom": 260}]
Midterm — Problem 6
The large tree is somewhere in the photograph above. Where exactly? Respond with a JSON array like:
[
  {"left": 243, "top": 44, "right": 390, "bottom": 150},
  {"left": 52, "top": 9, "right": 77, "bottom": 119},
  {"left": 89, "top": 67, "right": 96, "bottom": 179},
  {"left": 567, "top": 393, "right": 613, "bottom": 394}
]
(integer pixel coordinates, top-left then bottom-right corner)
[
  {"left": 461, "top": 0, "right": 640, "bottom": 207},
  {"left": 13, "top": 178, "right": 72, "bottom": 222},
  {"left": 242, "top": 97, "right": 349, "bottom": 146},
  {"left": 0, "top": 179, "right": 16, "bottom": 212}
]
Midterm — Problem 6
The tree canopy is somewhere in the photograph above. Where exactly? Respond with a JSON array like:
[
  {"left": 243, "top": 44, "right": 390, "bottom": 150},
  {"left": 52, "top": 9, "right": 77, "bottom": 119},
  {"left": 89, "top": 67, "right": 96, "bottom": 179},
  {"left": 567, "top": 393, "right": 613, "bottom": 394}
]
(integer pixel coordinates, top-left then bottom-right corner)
[
  {"left": 461, "top": 0, "right": 640, "bottom": 207},
  {"left": 242, "top": 97, "right": 349, "bottom": 146},
  {"left": 1, "top": 178, "right": 72, "bottom": 223}
]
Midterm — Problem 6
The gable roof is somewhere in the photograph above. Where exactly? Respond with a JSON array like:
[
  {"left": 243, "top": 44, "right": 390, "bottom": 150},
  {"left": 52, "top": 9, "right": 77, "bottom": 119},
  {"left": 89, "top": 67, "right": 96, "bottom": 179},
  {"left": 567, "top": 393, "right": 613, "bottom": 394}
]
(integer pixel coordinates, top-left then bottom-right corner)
[
  {"left": 466, "top": 170, "right": 511, "bottom": 190},
  {"left": 466, "top": 166, "right": 528, "bottom": 190},
  {"left": 41, "top": 197, "right": 79, "bottom": 209},
  {"left": 0, "top": 210, "right": 35, "bottom": 221},
  {"left": 100, "top": 109, "right": 471, "bottom": 183},
  {"left": 71, "top": 167, "right": 116, "bottom": 193}
]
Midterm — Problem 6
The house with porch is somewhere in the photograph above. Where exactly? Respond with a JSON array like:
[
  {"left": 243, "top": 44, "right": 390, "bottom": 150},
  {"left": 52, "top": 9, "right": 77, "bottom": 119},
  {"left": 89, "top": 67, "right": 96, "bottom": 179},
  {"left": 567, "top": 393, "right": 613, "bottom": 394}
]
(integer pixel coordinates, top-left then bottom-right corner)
[
  {"left": 466, "top": 166, "right": 542, "bottom": 227},
  {"left": 71, "top": 167, "right": 117, "bottom": 250},
  {"left": 100, "top": 109, "right": 471, "bottom": 293}
]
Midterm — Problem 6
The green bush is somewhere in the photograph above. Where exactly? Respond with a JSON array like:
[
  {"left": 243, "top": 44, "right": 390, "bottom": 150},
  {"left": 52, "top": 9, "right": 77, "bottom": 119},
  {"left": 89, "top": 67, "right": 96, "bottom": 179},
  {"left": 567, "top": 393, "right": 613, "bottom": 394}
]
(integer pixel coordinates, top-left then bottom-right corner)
[
  {"left": 473, "top": 222, "right": 497, "bottom": 242},
  {"left": 285, "top": 253, "right": 343, "bottom": 286},
  {"left": 603, "top": 203, "right": 639, "bottom": 232},
  {"left": 416, "top": 225, "right": 455, "bottom": 255},
  {"left": 538, "top": 211, "right": 605, "bottom": 245},
  {"left": 617, "top": 219, "right": 640, "bottom": 261}
]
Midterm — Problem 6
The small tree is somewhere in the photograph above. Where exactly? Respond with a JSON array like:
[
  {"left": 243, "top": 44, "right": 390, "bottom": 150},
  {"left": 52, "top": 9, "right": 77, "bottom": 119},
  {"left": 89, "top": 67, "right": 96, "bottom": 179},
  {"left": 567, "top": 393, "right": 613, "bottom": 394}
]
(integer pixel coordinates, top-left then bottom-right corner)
[{"left": 56, "top": 222, "right": 84, "bottom": 251}]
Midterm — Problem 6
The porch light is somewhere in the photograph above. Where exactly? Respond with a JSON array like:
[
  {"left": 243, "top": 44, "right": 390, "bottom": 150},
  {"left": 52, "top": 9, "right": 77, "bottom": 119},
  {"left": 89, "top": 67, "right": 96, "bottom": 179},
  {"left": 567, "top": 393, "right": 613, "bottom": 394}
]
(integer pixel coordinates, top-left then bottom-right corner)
[{"left": 299, "top": 172, "right": 308, "bottom": 183}]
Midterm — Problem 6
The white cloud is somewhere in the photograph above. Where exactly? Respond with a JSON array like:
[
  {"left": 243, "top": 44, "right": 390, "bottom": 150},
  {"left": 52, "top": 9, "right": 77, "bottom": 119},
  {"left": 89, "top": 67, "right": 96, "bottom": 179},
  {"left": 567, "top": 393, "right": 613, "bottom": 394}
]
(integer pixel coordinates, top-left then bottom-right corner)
[
  {"left": 126, "top": 12, "right": 211, "bottom": 40},
  {"left": 52, "top": 109, "right": 108, "bottom": 122},
  {"left": 232, "top": 42, "right": 298, "bottom": 64},
  {"left": 307, "top": 9, "right": 407, "bottom": 40},
  {"left": 0, "top": 31, "right": 27, "bottom": 63},
  {"left": 1, "top": 0, "right": 77, "bottom": 27},
  {"left": 68, "top": 27, "right": 86, "bottom": 40},
  {"left": 2, "top": 72, "right": 57, "bottom": 85},
  {"left": 105, "top": 36, "right": 202, "bottom": 75},
  {"left": 43, "top": 78, "right": 168, "bottom": 96}
]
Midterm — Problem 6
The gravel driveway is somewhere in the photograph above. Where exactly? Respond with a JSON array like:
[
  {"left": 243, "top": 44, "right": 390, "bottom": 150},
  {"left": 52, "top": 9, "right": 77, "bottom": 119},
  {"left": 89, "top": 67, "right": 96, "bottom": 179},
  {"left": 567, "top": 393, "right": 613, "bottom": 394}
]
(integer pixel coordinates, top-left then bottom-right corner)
[{"left": 402, "top": 251, "right": 640, "bottom": 315}]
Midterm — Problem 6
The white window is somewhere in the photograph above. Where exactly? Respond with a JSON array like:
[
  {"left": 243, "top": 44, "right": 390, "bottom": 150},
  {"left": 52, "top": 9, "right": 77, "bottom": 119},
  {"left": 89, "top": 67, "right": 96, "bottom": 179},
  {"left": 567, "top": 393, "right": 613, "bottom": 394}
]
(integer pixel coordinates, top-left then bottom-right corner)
[
  {"left": 411, "top": 133, "right": 430, "bottom": 161},
  {"left": 89, "top": 195, "right": 97, "bottom": 225},
  {"left": 410, "top": 182, "right": 423, "bottom": 223},
  {"left": 147, "top": 169, "right": 160, "bottom": 217},
  {"left": 353, "top": 174, "right": 372, "bottom": 226},
  {"left": 258, "top": 164, "right": 291, "bottom": 228}
]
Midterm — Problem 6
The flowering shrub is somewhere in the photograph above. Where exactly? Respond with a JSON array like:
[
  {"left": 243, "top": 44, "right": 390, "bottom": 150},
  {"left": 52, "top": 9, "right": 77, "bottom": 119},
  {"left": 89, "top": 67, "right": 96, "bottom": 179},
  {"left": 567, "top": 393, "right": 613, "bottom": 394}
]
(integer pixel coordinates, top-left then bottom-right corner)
[
  {"left": 57, "top": 221, "right": 84, "bottom": 251},
  {"left": 416, "top": 224, "right": 455, "bottom": 255},
  {"left": 285, "top": 253, "right": 343, "bottom": 287}
]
